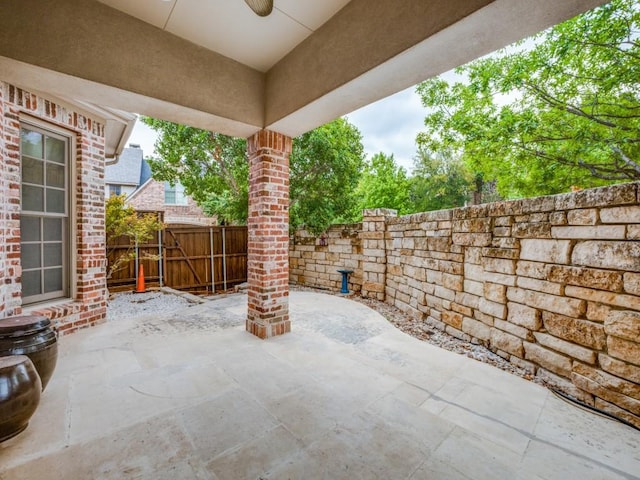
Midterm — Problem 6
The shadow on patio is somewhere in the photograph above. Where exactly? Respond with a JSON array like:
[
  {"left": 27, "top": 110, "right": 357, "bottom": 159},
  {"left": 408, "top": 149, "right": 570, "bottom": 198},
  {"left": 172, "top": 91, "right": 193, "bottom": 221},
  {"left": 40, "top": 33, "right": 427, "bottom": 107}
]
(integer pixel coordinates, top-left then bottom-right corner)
[{"left": 1, "top": 291, "right": 638, "bottom": 479}]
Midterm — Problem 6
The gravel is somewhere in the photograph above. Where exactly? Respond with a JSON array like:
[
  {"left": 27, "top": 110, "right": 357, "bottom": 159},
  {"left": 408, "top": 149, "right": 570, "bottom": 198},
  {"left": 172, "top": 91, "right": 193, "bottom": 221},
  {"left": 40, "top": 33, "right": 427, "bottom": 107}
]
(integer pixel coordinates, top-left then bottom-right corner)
[{"left": 106, "top": 290, "right": 193, "bottom": 321}]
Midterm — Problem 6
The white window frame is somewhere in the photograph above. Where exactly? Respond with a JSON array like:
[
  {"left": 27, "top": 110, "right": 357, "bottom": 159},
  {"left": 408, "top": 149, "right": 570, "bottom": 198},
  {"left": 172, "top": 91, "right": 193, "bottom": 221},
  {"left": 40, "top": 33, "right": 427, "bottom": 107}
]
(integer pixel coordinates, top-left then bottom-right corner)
[
  {"left": 164, "top": 181, "right": 188, "bottom": 205},
  {"left": 19, "top": 116, "right": 76, "bottom": 306}
]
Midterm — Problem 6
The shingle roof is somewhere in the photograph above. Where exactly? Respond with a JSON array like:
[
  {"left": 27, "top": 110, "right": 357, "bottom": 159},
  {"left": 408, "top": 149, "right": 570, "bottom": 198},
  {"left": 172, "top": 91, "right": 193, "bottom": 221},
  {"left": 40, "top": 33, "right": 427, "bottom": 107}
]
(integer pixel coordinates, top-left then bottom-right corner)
[{"left": 105, "top": 146, "right": 146, "bottom": 186}]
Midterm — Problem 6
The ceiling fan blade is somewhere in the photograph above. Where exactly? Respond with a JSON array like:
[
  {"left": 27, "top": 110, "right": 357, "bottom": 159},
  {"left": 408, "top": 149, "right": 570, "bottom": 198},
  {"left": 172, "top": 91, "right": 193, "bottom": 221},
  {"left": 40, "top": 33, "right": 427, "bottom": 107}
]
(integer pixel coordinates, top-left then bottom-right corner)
[{"left": 244, "top": 0, "right": 273, "bottom": 17}]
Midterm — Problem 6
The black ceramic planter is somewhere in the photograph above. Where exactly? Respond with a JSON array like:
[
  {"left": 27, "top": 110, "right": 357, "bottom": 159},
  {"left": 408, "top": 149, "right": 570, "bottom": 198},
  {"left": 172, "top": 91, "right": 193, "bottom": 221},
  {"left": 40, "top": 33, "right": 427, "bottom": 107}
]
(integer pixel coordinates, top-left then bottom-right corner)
[
  {"left": 0, "top": 355, "right": 42, "bottom": 443},
  {"left": 0, "top": 315, "right": 58, "bottom": 391}
]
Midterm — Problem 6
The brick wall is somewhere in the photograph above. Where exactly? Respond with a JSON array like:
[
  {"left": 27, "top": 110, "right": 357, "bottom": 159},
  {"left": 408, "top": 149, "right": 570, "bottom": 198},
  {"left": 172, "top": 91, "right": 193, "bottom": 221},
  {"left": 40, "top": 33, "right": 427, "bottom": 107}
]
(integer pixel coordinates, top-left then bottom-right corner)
[
  {"left": 289, "top": 223, "right": 362, "bottom": 292},
  {"left": 0, "top": 82, "right": 108, "bottom": 334},
  {"left": 292, "top": 182, "right": 640, "bottom": 427},
  {"left": 128, "top": 179, "right": 215, "bottom": 225}
]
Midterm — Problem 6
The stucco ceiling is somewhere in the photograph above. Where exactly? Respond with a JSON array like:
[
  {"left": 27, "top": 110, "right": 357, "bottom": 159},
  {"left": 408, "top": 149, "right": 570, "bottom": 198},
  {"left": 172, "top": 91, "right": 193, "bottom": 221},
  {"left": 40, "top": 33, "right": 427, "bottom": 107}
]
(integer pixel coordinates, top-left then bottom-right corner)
[
  {"left": 0, "top": 0, "right": 608, "bottom": 139},
  {"left": 97, "top": 0, "right": 352, "bottom": 72}
]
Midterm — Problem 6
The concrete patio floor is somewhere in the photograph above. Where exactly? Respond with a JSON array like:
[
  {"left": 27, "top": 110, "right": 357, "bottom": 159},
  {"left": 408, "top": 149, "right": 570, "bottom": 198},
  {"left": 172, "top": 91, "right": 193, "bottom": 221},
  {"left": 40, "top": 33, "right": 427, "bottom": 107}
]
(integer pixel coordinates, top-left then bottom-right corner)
[{"left": 1, "top": 291, "right": 638, "bottom": 479}]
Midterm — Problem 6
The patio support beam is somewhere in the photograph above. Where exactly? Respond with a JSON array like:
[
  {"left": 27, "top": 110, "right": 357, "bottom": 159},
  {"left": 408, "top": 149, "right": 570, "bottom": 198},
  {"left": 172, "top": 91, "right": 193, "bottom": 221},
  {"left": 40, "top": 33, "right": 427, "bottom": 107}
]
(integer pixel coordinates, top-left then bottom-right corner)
[{"left": 246, "top": 130, "right": 291, "bottom": 338}]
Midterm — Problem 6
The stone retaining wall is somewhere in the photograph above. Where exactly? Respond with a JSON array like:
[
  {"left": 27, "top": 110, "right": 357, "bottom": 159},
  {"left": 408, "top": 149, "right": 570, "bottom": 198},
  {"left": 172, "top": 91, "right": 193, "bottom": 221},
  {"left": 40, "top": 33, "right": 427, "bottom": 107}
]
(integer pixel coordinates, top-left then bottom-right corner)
[
  {"left": 290, "top": 183, "right": 640, "bottom": 427},
  {"left": 290, "top": 223, "right": 362, "bottom": 292}
]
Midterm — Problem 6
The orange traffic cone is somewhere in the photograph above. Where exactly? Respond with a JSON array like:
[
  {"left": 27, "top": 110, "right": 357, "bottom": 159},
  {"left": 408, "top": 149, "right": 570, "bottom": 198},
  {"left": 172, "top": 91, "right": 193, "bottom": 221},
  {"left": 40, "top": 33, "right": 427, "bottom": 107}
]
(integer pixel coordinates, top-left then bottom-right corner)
[{"left": 136, "top": 264, "right": 146, "bottom": 293}]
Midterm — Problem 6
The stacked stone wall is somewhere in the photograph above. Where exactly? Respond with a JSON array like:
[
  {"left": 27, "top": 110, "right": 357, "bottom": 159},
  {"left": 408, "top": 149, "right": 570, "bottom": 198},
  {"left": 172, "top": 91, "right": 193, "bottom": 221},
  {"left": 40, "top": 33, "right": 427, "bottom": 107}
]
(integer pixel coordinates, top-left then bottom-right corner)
[
  {"left": 291, "top": 182, "right": 640, "bottom": 427},
  {"left": 290, "top": 223, "right": 362, "bottom": 292}
]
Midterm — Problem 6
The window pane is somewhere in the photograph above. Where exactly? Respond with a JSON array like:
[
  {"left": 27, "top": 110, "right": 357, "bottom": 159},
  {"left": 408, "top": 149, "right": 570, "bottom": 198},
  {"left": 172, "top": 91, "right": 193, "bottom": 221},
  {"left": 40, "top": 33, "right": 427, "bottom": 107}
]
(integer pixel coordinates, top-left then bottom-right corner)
[
  {"left": 43, "top": 243, "right": 62, "bottom": 267},
  {"left": 22, "top": 270, "right": 42, "bottom": 297},
  {"left": 46, "top": 163, "right": 65, "bottom": 188},
  {"left": 46, "top": 137, "right": 65, "bottom": 164},
  {"left": 44, "top": 268, "right": 63, "bottom": 293},
  {"left": 20, "top": 216, "right": 41, "bottom": 242},
  {"left": 21, "top": 130, "right": 43, "bottom": 159},
  {"left": 22, "top": 185, "right": 44, "bottom": 211},
  {"left": 46, "top": 188, "right": 65, "bottom": 213},
  {"left": 21, "top": 244, "right": 41, "bottom": 269},
  {"left": 43, "top": 218, "right": 62, "bottom": 241},
  {"left": 22, "top": 157, "right": 44, "bottom": 185}
]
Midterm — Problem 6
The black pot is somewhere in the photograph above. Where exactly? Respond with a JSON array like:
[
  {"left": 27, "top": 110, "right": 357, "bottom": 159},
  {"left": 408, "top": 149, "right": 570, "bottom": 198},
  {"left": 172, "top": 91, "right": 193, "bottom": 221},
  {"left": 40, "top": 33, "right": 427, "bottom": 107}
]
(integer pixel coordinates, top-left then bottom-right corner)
[
  {"left": 0, "top": 315, "right": 58, "bottom": 391},
  {"left": 0, "top": 355, "right": 42, "bottom": 442}
]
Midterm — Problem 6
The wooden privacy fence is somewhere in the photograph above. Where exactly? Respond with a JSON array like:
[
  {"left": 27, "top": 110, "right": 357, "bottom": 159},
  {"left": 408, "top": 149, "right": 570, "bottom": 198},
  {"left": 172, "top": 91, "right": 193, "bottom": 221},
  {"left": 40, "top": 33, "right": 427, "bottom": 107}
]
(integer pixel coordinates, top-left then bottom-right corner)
[{"left": 107, "top": 224, "right": 248, "bottom": 294}]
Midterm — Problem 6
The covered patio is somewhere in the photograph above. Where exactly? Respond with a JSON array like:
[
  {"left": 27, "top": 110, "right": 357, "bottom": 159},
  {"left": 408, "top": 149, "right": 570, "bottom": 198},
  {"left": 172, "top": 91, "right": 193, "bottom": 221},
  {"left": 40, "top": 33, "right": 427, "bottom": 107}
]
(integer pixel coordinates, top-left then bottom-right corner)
[
  {"left": 1, "top": 291, "right": 638, "bottom": 479},
  {"left": 0, "top": 0, "right": 607, "bottom": 337}
]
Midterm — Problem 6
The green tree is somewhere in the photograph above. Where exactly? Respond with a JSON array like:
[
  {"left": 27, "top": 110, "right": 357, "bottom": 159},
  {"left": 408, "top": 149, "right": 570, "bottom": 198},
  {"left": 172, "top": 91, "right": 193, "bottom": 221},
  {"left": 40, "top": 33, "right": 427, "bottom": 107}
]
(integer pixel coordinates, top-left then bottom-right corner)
[
  {"left": 142, "top": 117, "right": 364, "bottom": 234},
  {"left": 355, "top": 152, "right": 411, "bottom": 215},
  {"left": 416, "top": 0, "right": 640, "bottom": 198},
  {"left": 410, "top": 149, "right": 473, "bottom": 211},
  {"left": 105, "top": 195, "right": 164, "bottom": 279},
  {"left": 290, "top": 118, "right": 364, "bottom": 233}
]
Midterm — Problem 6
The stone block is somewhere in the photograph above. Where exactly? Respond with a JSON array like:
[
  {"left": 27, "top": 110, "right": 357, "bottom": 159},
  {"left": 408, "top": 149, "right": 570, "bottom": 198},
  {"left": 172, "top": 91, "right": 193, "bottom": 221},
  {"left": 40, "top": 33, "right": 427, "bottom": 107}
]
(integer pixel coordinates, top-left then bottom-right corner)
[
  {"left": 547, "top": 265, "right": 623, "bottom": 292},
  {"left": 572, "top": 241, "right": 640, "bottom": 272},
  {"left": 566, "top": 208, "right": 597, "bottom": 225},
  {"left": 551, "top": 225, "right": 626, "bottom": 240},
  {"left": 462, "top": 316, "right": 491, "bottom": 341},
  {"left": 598, "top": 354, "right": 640, "bottom": 384},
  {"left": 516, "top": 277, "right": 562, "bottom": 295},
  {"left": 456, "top": 291, "right": 480, "bottom": 310},
  {"left": 555, "top": 183, "right": 637, "bottom": 210},
  {"left": 533, "top": 332, "right": 596, "bottom": 364},
  {"left": 490, "top": 237, "right": 519, "bottom": 249},
  {"left": 484, "top": 282, "right": 506, "bottom": 303},
  {"left": 491, "top": 330, "right": 524, "bottom": 357},
  {"left": 452, "top": 232, "right": 492, "bottom": 246},
  {"left": 565, "top": 286, "right": 640, "bottom": 310},
  {"left": 494, "top": 216, "right": 513, "bottom": 227},
  {"left": 482, "top": 257, "right": 516, "bottom": 274},
  {"left": 549, "top": 211, "right": 567, "bottom": 225},
  {"left": 536, "top": 368, "right": 593, "bottom": 403},
  {"left": 628, "top": 225, "right": 640, "bottom": 240},
  {"left": 512, "top": 222, "right": 551, "bottom": 238},
  {"left": 465, "top": 247, "right": 483, "bottom": 264},
  {"left": 494, "top": 318, "right": 533, "bottom": 341},
  {"left": 607, "top": 336, "right": 640, "bottom": 367},
  {"left": 479, "top": 297, "right": 507, "bottom": 319},
  {"left": 451, "top": 302, "right": 473, "bottom": 317},
  {"left": 492, "top": 226, "right": 511, "bottom": 237},
  {"left": 507, "top": 302, "right": 542, "bottom": 330},
  {"left": 442, "top": 310, "right": 463, "bottom": 329},
  {"left": 605, "top": 310, "right": 640, "bottom": 343},
  {"left": 463, "top": 279, "right": 484, "bottom": 297},
  {"left": 507, "top": 287, "right": 586, "bottom": 317},
  {"left": 520, "top": 239, "right": 571, "bottom": 264},
  {"left": 586, "top": 302, "right": 611, "bottom": 322},
  {"left": 571, "top": 365, "right": 640, "bottom": 414},
  {"left": 542, "top": 312, "right": 605, "bottom": 350},
  {"left": 515, "top": 260, "right": 547, "bottom": 279},
  {"left": 624, "top": 272, "right": 640, "bottom": 296},
  {"left": 524, "top": 342, "right": 572, "bottom": 377},
  {"left": 473, "top": 310, "right": 495, "bottom": 326},
  {"left": 442, "top": 273, "right": 463, "bottom": 291},
  {"left": 600, "top": 205, "right": 640, "bottom": 223},
  {"left": 434, "top": 285, "right": 455, "bottom": 301}
]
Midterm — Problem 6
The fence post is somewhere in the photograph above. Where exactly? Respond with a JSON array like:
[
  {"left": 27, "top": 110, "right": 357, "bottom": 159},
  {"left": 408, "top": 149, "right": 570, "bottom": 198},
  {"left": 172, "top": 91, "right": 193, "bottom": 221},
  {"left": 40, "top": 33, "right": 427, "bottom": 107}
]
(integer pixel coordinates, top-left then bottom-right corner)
[
  {"left": 214, "top": 227, "right": 216, "bottom": 293},
  {"left": 134, "top": 239, "right": 139, "bottom": 288},
  {"left": 158, "top": 228, "right": 163, "bottom": 287},
  {"left": 222, "top": 226, "right": 227, "bottom": 291}
]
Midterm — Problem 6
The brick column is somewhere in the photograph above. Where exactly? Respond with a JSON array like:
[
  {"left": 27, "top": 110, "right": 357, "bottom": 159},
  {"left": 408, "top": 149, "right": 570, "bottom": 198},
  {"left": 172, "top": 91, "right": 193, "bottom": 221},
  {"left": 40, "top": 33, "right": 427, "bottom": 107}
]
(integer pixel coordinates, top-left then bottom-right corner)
[
  {"left": 246, "top": 130, "right": 292, "bottom": 338},
  {"left": 361, "top": 208, "right": 397, "bottom": 301}
]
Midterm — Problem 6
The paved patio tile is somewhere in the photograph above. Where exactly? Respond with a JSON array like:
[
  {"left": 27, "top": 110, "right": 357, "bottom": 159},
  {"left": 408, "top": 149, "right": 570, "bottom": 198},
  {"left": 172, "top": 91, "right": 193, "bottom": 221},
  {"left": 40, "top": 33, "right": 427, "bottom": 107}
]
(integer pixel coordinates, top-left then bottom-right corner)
[{"left": 0, "top": 291, "right": 638, "bottom": 479}]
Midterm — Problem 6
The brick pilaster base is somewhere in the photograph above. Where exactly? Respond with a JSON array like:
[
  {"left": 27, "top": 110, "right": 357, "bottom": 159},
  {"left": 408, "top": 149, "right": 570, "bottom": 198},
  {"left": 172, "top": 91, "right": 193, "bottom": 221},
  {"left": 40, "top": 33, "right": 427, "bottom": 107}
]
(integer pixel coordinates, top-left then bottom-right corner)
[{"left": 246, "top": 130, "right": 292, "bottom": 338}]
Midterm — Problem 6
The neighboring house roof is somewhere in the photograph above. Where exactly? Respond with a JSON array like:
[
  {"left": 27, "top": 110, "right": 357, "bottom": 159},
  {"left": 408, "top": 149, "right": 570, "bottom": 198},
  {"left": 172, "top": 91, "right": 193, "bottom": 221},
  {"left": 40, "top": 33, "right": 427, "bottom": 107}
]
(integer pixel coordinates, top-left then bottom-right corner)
[{"left": 105, "top": 145, "right": 151, "bottom": 187}]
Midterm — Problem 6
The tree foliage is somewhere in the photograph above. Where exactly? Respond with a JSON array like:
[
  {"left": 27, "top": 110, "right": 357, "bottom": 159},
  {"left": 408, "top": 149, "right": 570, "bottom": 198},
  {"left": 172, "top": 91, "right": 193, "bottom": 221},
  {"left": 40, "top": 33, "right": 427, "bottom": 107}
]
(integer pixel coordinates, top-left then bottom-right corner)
[
  {"left": 409, "top": 149, "right": 473, "bottom": 211},
  {"left": 105, "top": 195, "right": 164, "bottom": 279},
  {"left": 355, "top": 152, "right": 411, "bottom": 215},
  {"left": 142, "top": 117, "right": 364, "bottom": 234},
  {"left": 416, "top": 0, "right": 640, "bottom": 198}
]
